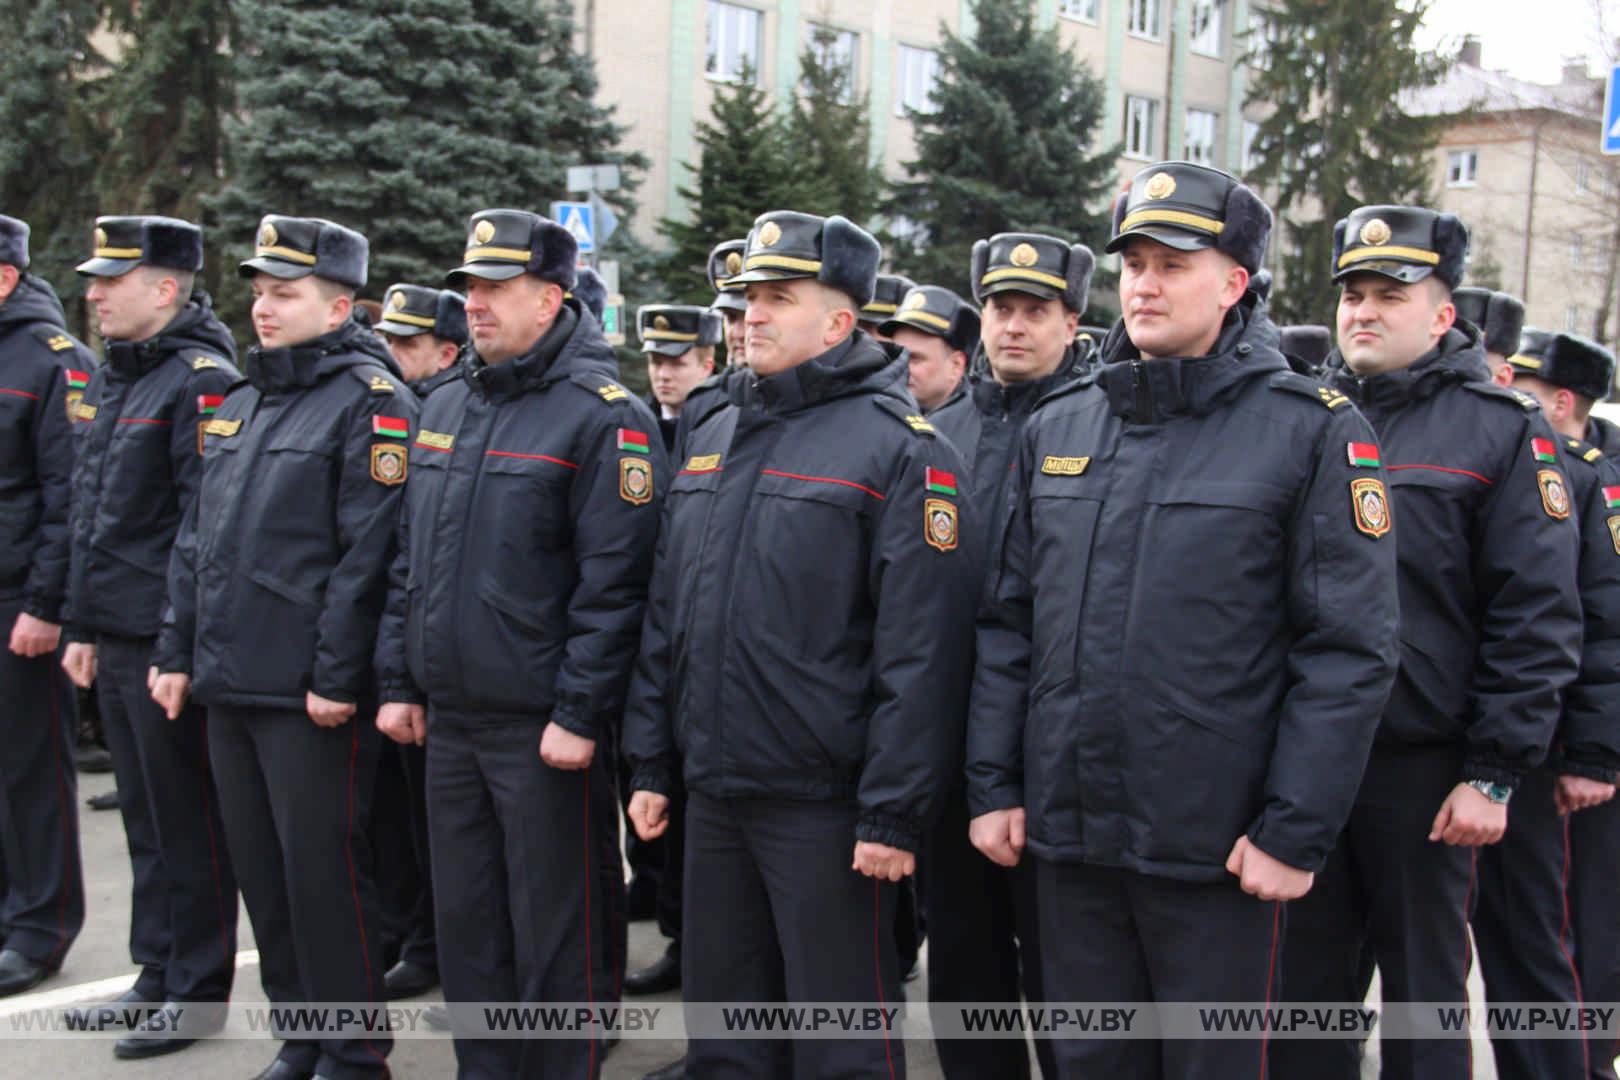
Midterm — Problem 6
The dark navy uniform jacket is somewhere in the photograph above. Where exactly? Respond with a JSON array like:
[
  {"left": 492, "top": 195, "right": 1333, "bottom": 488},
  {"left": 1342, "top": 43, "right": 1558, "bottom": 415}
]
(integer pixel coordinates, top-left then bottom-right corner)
[
  {"left": 1587, "top": 414, "right": 1620, "bottom": 456},
  {"left": 409, "top": 364, "right": 461, "bottom": 401},
  {"left": 155, "top": 320, "right": 418, "bottom": 709},
  {"left": 65, "top": 294, "right": 240, "bottom": 639},
  {"left": 1324, "top": 327, "right": 1581, "bottom": 785},
  {"left": 970, "top": 299, "right": 1401, "bottom": 880},
  {"left": 623, "top": 332, "right": 979, "bottom": 853},
  {"left": 1551, "top": 435, "right": 1620, "bottom": 781},
  {"left": 0, "top": 275, "right": 91, "bottom": 623},
  {"left": 375, "top": 302, "right": 666, "bottom": 736}
]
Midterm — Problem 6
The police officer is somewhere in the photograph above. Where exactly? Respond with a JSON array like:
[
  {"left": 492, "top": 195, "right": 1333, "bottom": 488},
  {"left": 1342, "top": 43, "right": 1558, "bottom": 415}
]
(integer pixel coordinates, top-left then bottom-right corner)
[
  {"left": 1487, "top": 331, "right": 1620, "bottom": 1080},
  {"left": 1452, "top": 285, "right": 1526, "bottom": 386},
  {"left": 0, "top": 215, "right": 87, "bottom": 997},
  {"left": 882, "top": 285, "right": 977, "bottom": 415},
  {"left": 624, "top": 210, "right": 977, "bottom": 1078},
  {"left": 373, "top": 209, "right": 663, "bottom": 1079},
  {"left": 60, "top": 216, "right": 240, "bottom": 1055},
  {"left": 152, "top": 215, "right": 413, "bottom": 1080},
  {"left": 925, "top": 233, "right": 1094, "bottom": 1080},
  {"left": 376, "top": 283, "right": 466, "bottom": 398},
  {"left": 1274, "top": 207, "right": 1582, "bottom": 1080},
  {"left": 1278, "top": 325, "right": 1333, "bottom": 374},
  {"left": 857, "top": 272, "right": 916, "bottom": 341},
  {"left": 639, "top": 304, "right": 720, "bottom": 453},
  {"left": 969, "top": 163, "right": 1401, "bottom": 1078},
  {"left": 707, "top": 239, "right": 748, "bottom": 368}
]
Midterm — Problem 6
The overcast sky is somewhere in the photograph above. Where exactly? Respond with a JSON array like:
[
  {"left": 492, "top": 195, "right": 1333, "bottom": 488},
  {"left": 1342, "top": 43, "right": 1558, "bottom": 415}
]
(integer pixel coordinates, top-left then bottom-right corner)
[{"left": 1420, "top": 0, "right": 1620, "bottom": 82}]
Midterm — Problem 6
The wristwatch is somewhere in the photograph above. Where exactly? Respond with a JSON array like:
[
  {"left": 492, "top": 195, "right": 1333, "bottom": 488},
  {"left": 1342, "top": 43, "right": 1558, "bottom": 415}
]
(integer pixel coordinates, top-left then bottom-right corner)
[{"left": 1466, "top": 779, "right": 1513, "bottom": 805}]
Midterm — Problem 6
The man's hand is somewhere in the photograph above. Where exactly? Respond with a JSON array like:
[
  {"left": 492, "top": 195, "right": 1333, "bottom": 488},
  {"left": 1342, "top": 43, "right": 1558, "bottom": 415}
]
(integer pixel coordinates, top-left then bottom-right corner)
[
  {"left": 853, "top": 842, "right": 915, "bottom": 881},
  {"left": 1556, "top": 775, "right": 1616, "bottom": 815},
  {"left": 628, "top": 791, "right": 671, "bottom": 841},
  {"left": 539, "top": 722, "right": 595, "bottom": 770},
  {"left": 376, "top": 703, "right": 426, "bottom": 746},
  {"left": 969, "top": 807, "right": 1026, "bottom": 868},
  {"left": 151, "top": 672, "right": 191, "bottom": 720},
  {"left": 62, "top": 642, "right": 98, "bottom": 688},
  {"left": 306, "top": 692, "right": 356, "bottom": 728},
  {"left": 9, "top": 613, "right": 60, "bottom": 658},
  {"left": 1429, "top": 783, "right": 1508, "bottom": 846},
  {"left": 1225, "top": 835, "right": 1314, "bottom": 901}
]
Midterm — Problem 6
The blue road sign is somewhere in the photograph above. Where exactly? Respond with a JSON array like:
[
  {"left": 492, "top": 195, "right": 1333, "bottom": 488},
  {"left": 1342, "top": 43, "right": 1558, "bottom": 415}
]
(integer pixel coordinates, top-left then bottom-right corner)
[
  {"left": 550, "top": 201, "right": 596, "bottom": 253},
  {"left": 1603, "top": 65, "right": 1620, "bottom": 155}
]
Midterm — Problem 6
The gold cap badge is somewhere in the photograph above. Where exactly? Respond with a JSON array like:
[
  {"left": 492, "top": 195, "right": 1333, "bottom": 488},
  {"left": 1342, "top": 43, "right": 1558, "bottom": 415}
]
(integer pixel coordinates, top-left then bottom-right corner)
[
  {"left": 388, "top": 291, "right": 406, "bottom": 311},
  {"left": 654, "top": 314, "right": 671, "bottom": 331},
  {"left": 472, "top": 219, "right": 496, "bottom": 245},
  {"left": 1145, "top": 172, "right": 1177, "bottom": 200},
  {"left": 724, "top": 251, "right": 743, "bottom": 275},
  {"left": 258, "top": 222, "right": 278, "bottom": 248},
  {"left": 758, "top": 221, "right": 782, "bottom": 248},
  {"left": 94, "top": 227, "right": 108, "bottom": 249},
  {"left": 903, "top": 291, "right": 928, "bottom": 311},
  {"left": 1359, "top": 218, "right": 1392, "bottom": 247},
  {"left": 1009, "top": 243, "right": 1039, "bottom": 268}
]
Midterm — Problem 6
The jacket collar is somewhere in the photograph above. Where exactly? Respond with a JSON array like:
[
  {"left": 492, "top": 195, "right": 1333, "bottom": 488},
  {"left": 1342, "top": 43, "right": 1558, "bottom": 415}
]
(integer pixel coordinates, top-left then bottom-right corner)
[
  {"left": 1326, "top": 324, "right": 1490, "bottom": 410},
  {"left": 1096, "top": 296, "right": 1287, "bottom": 422},
  {"left": 246, "top": 319, "right": 388, "bottom": 395},
  {"left": 735, "top": 331, "right": 903, "bottom": 416}
]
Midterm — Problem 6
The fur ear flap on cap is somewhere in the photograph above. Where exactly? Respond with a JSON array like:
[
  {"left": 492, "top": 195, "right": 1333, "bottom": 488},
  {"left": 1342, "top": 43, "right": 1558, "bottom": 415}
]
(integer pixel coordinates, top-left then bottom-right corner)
[
  {"left": 1250, "top": 268, "right": 1273, "bottom": 302},
  {"left": 1484, "top": 292, "right": 1525, "bottom": 357},
  {"left": 533, "top": 220, "right": 579, "bottom": 291},
  {"left": 947, "top": 306, "right": 982, "bottom": 355},
  {"left": 1331, "top": 218, "right": 1349, "bottom": 270},
  {"left": 435, "top": 290, "right": 469, "bottom": 345},
  {"left": 316, "top": 221, "right": 369, "bottom": 289},
  {"left": 0, "top": 215, "right": 30, "bottom": 270},
  {"left": 1432, "top": 213, "right": 1469, "bottom": 289},
  {"left": 817, "top": 215, "right": 880, "bottom": 310},
  {"left": 969, "top": 239, "right": 990, "bottom": 305},
  {"left": 1064, "top": 244, "right": 1095, "bottom": 316},
  {"left": 570, "top": 266, "right": 606, "bottom": 320},
  {"left": 1110, "top": 191, "right": 1130, "bottom": 244},
  {"left": 147, "top": 220, "right": 204, "bottom": 273},
  {"left": 1217, "top": 185, "right": 1272, "bottom": 274}
]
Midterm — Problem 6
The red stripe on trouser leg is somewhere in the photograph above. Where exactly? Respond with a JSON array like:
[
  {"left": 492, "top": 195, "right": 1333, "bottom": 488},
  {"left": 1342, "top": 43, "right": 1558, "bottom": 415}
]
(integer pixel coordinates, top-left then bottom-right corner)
[
  {"left": 1259, "top": 900, "right": 1281, "bottom": 1079},
  {"left": 1560, "top": 814, "right": 1593, "bottom": 1076},
  {"left": 873, "top": 878, "right": 897, "bottom": 1080}
]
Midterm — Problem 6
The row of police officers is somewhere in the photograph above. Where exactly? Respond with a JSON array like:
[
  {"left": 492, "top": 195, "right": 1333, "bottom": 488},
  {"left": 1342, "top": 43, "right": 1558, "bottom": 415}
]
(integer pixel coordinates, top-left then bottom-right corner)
[{"left": 0, "top": 153, "right": 1616, "bottom": 1080}]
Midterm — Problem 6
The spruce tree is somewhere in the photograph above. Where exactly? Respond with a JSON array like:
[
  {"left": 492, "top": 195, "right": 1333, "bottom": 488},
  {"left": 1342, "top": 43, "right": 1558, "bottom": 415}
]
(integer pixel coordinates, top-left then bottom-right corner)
[
  {"left": 658, "top": 66, "right": 795, "bottom": 304},
  {"left": 211, "top": 0, "right": 645, "bottom": 330},
  {"left": 96, "top": 0, "right": 235, "bottom": 299},
  {"left": 781, "top": 25, "right": 882, "bottom": 223},
  {"left": 0, "top": 0, "right": 107, "bottom": 325},
  {"left": 1244, "top": 0, "right": 1449, "bottom": 324},
  {"left": 886, "top": 0, "right": 1116, "bottom": 295}
]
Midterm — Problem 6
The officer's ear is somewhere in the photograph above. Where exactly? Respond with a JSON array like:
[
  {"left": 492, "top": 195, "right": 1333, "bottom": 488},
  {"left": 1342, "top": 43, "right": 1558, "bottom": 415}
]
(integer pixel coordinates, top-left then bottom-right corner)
[
  {"left": 1061, "top": 306, "right": 1081, "bottom": 346},
  {"left": 948, "top": 349, "right": 968, "bottom": 380}
]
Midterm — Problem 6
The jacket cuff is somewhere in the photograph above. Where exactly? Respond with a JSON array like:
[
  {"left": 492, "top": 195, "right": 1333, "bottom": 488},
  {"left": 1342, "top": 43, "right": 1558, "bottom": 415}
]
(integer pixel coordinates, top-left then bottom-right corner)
[
  {"left": 1555, "top": 754, "right": 1620, "bottom": 784},
  {"left": 964, "top": 782, "right": 1024, "bottom": 820},
  {"left": 380, "top": 682, "right": 426, "bottom": 707},
  {"left": 549, "top": 699, "right": 598, "bottom": 741},
  {"left": 1245, "top": 817, "right": 1321, "bottom": 874},
  {"left": 312, "top": 686, "right": 357, "bottom": 705},
  {"left": 1462, "top": 758, "right": 1521, "bottom": 790},
  {"left": 21, "top": 595, "right": 61, "bottom": 624},
  {"left": 855, "top": 812, "right": 921, "bottom": 853},
  {"left": 630, "top": 760, "right": 676, "bottom": 798}
]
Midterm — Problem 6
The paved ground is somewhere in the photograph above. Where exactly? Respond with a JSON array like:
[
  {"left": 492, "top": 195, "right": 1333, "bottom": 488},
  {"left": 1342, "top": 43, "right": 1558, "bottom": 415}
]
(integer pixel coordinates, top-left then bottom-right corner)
[{"left": 0, "top": 767, "right": 1537, "bottom": 1078}]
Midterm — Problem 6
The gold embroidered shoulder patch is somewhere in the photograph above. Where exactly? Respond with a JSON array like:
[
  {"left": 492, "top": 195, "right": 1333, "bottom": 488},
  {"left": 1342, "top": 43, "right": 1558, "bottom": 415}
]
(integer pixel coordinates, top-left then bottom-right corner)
[
  {"left": 1042, "top": 455, "right": 1090, "bottom": 476},
  {"left": 925, "top": 498, "right": 959, "bottom": 552},
  {"left": 1350, "top": 477, "right": 1391, "bottom": 538},
  {"left": 191, "top": 355, "right": 221, "bottom": 371},
  {"left": 620, "top": 456, "right": 653, "bottom": 505},
  {"left": 204, "top": 418, "right": 242, "bottom": 438},
  {"left": 371, "top": 443, "right": 407, "bottom": 485},
  {"left": 368, "top": 376, "right": 397, "bottom": 394},
  {"left": 1538, "top": 469, "right": 1571, "bottom": 520},
  {"left": 597, "top": 384, "right": 629, "bottom": 403},
  {"left": 46, "top": 335, "right": 74, "bottom": 352}
]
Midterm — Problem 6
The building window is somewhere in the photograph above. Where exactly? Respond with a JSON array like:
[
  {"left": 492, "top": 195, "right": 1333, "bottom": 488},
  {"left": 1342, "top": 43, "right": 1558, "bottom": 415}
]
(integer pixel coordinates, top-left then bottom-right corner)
[
  {"left": 1567, "top": 305, "right": 1586, "bottom": 332},
  {"left": 706, "top": 1, "right": 762, "bottom": 84},
  {"left": 1242, "top": 119, "right": 1263, "bottom": 174},
  {"left": 1190, "top": 0, "right": 1225, "bottom": 57},
  {"left": 1125, "top": 95, "right": 1159, "bottom": 159},
  {"left": 1184, "top": 109, "right": 1219, "bottom": 165},
  {"left": 1446, "top": 149, "right": 1478, "bottom": 187},
  {"left": 895, "top": 45, "right": 940, "bottom": 116},
  {"left": 1245, "top": 11, "right": 1274, "bottom": 70},
  {"left": 804, "top": 24, "right": 858, "bottom": 103},
  {"left": 1128, "top": 0, "right": 1161, "bottom": 39},
  {"left": 1572, "top": 238, "right": 1585, "bottom": 269},
  {"left": 1059, "top": 0, "right": 1099, "bottom": 21}
]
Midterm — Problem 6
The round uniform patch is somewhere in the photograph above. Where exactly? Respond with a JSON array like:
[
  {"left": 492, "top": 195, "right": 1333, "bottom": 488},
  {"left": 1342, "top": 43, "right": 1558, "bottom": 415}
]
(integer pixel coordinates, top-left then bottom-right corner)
[
  {"left": 1350, "top": 477, "right": 1391, "bottom": 538},
  {"left": 1538, "top": 469, "right": 1571, "bottom": 520},
  {"left": 620, "top": 456, "right": 653, "bottom": 506},
  {"left": 371, "top": 443, "right": 407, "bottom": 486},
  {"left": 259, "top": 222, "right": 278, "bottom": 248},
  {"left": 758, "top": 221, "right": 782, "bottom": 248},
  {"left": 925, "top": 497, "right": 959, "bottom": 552},
  {"left": 724, "top": 251, "right": 743, "bottom": 276},
  {"left": 1009, "top": 243, "right": 1040, "bottom": 267},
  {"left": 1144, "top": 172, "right": 1177, "bottom": 200},
  {"left": 388, "top": 290, "right": 406, "bottom": 311},
  {"left": 473, "top": 219, "right": 496, "bottom": 244},
  {"left": 1359, "top": 218, "right": 1392, "bottom": 247}
]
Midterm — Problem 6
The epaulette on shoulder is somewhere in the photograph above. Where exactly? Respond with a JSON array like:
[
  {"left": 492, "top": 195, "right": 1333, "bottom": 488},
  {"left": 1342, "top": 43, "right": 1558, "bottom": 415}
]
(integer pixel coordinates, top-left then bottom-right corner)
[
  {"left": 1463, "top": 380, "right": 1540, "bottom": 411},
  {"left": 569, "top": 370, "right": 633, "bottom": 405},
  {"left": 350, "top": 366, "right": 403, "bottom": 395},
  {"left": 873, "top": 395, "right": 937, "bottom": 437},
  {"left": 32, "top": 326, "right": 78, "bottom": 354},
  {"left": 189, "top": 353, "right": 224, "bottom": 371},
  {"left": 1268, "top": 370, "right": 1351, "bottom": 410},
  {"left": 1564, "top": 435, "right": 1605, "bottom": 466}
]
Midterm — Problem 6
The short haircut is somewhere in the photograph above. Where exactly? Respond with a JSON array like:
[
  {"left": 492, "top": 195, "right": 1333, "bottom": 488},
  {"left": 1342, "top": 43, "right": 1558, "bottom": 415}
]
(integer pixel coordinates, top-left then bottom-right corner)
[
  {"left": 140, "top": 264, "right": 195, "bottom": 304},
  {"left": 314, "top": 276, "right": 356, "bottom": 303}
]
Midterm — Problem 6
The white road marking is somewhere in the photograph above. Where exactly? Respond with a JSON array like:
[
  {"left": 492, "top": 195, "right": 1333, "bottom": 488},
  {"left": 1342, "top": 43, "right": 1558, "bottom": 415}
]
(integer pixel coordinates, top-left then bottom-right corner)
[{"left": 0, "top": 950, "right": 260, "bottom": 1016}]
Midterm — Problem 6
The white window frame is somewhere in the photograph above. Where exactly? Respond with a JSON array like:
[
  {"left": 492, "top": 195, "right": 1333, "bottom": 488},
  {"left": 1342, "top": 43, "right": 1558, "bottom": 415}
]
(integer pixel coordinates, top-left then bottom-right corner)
[
  {"left": 895, "top": 44, "right": 940, "bottom": 117},
  {"left": 1246, "top": 11, "right": 1274, "bottom": 70},
  {"left": 1124, "top": 95, "right": 1159, "bottom": 160},
  {"left": 1058, "top": 0, "right": 1100, "bottom": 23},
  {"left": 1446, "top": 149, "right": 1478, "bottom": 188},
  {"left": 1128, "top": 0, "right": 1162, "bottom": 40},
  {"left": 803, "top": 23, "right": 859, "bottom": 103},
  {"left": 706, "top": 1, "right": 762, "bottom": 85},
  {"left": 1184, "top": 108, "right": 1220, "bottom": 166},
  {"left": 1190, "top": 0, "right": 1225, "bottom": 58}
]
